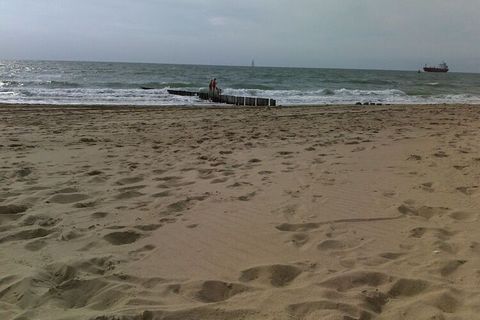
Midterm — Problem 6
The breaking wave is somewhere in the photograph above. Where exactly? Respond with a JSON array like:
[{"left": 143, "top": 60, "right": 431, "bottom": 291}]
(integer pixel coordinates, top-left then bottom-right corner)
[
  {"left": 2, "top": 60, "right": 480, "bottom": 106},
  {"left": 2, "top": 86, "right": 479, "bottom": 106}
]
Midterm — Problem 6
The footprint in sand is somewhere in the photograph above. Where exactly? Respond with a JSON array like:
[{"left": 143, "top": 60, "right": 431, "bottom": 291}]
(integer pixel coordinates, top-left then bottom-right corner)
[
  {"left": 0, "top": 227, "right": 55, "bottom": 244},
  {"left": 163, "top": 199, "right": 191, "bottom": 214},
  {"left": 194, "top": 280, "right": 253, "bottom": 303},
  {"left": 317, "top": 239, "right": 354, "bottom": 251},
  {"left": 239, "top": 264, "right": 302, "bottom": 288},
  {"left": 86, "top": 170, "right": 104, "bottom": 176},
  {"left": 276, "top": 215, "right": 403, "bottom": 233},
  {"left": 289, "top": 233, "right": 310, "bottom": 248},
  {"left": 433, "top": 151, "right": 448, "bottom": 158},
  {"left": 71, "top": 256, "right": 117, "bottom": 275},
  {"left": 408, "top": 227, "right": 459, "bottom": 254},
  {"left": 115, "top": 190, "right": 144, "bottom": 200},
  {"left": 115, "top": 176, "right": 144, "bottom": 186},
  {"left": 24, "top": 239, "right": 48, "bottom": 251},
  {"left": 156, "top": 176, "right": 194, "bottom": 188},
  {"left": 48, "top": 193, "right": 90, "bottom": 204},
  {"left": 398, "top": 203, "right": 449, "bottom": 219},
  {"left": 449, "top": 211, "right": 477, "bottom": 222},
  {"left": 388, "top": 278, "right": 430, "bottom": 298},
  {"left": 103, "top": 230, "right": 143, "bottom": 245},
  {"left": 379, "top": 252, "right": 405, "bottom": 260},
  {"left": 197, "top": 169, "right": 216, "bottom": 180},
  {"left": 238, "top": 192, "right": 256, "bottom": 201},
  {"left": 382, "top": 191, "right": 396, "bottom": 198},
  {"left": 419, "top": 182, "right": 434, "bottom": 192},
  {"left": 15, "top": 167, "right": 33, "bottom": 178},
  {"left": 248, "top": 158, "right": 262, "bottom": 164},
  {"left": 91, "top": 211, "right": 109, "bottom": 219},
  {"left": 258, "top": 170, "right": 273, "bottom": 175},
  {"left": 211, "top": 177, "right": 228, "bottom": 184},
  {"left": 59, "top": 229, "right": 84, "bottom": 241},
  {"left": 54, "top": 187, "right": 79, "bottom": 194},
  {"left": 277, "top": 222, "right": 322, "bottom": 232},
  {"left": 21, "top": 215, "right": 60, "bottom": 228},
  {"left": 128, "top": 244, "right": 156, "bottom": 259},
  {"left": 429, "top": 259, "right": 467, "bottom": 277},
  {"left": 319, "top": 270, "right": 391, "bottom": 292},
  {"left": 456, "top": 186, "right": 478, "bottom": 195},
  {"left": 160, "top": 217, "right": 177, "bottom": 224},
  {"left": 276, "top": 151, "right": 294, "bottom": 158},
  {"left": 286, "top": 300, "right": 372, "bottom": 320},
  {"left": 79, "top": 137, "right": 97, "bottom": 143},
  {"left": 151, "top": 191, "right": 171, "bottom": 198},
  {"left": 407, "top": 154, "right": 422, "bottom": 161},
  {"left": 227, "top": 182, "right": 252, "bottom": 189},
  {"left": 0, "top": 204, "right": 28, "bottom": 215},
  {"left": 357, "top": 252, "right": 406, "bottom": 267},
  {"left": 74, "top": 199, "right": 99, "bottom": 208},
  {"left": 134, "top": 224, "right": 162, "bottom": 231},
  {"left": 408, "top": 227, "right": 454, "bottom": 240}
]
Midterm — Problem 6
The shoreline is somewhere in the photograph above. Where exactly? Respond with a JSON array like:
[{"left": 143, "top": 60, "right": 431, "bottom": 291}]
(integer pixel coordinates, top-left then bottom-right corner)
[{"left": 1, "top": 102, "right": 480, "bottom": 111}]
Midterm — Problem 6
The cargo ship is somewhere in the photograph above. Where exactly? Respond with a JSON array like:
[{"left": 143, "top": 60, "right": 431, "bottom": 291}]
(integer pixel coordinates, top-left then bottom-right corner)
[{"left": 423, "top": 62, "right": 449, "bottom": 73}]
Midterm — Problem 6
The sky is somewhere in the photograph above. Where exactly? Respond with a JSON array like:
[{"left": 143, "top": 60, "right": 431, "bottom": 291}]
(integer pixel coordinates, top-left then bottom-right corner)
[{"left": 0, "top": 0, "right": 479, "bottom": 72}]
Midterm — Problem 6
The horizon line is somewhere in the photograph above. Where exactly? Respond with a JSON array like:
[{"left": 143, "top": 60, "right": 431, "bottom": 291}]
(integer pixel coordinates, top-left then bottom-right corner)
[{"left": 0, "top": 57, "right": 474, "bottom": 74}]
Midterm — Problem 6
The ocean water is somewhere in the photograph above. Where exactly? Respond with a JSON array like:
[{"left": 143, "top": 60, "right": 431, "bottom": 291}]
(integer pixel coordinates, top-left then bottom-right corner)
[{"left": 1, "top": 60, "right": 480, "bottom": 106}]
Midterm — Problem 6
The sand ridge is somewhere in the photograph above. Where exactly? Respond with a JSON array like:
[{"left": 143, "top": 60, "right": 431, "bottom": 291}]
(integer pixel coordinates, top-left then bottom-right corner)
[{"left": 0, "top": 104, "right": 479, "bottom": 319}]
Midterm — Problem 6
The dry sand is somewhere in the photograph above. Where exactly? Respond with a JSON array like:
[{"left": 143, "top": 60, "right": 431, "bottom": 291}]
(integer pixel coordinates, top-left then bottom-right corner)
[{"left": 0, "top": 104, "right": 479, "bottom": 320}]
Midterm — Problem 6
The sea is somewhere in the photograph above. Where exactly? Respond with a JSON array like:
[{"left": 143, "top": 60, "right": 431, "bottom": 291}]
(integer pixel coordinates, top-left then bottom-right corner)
[{"left": 1, "top": 60, "right": 480, "bottom": 106}]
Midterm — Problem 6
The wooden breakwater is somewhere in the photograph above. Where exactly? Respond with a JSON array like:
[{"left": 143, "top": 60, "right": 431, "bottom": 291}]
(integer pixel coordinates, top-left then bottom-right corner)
[
  {"left": 167, "top": 90, "right": 276, "bottom": 107},
  {"left": 166, "top": 90, "right": 198, "bottom": 96}
]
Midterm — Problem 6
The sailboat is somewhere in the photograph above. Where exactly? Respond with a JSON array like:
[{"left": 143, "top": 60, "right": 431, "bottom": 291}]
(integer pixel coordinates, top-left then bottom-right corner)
[{"left": 251, "top": 59, "right": 255, "bottom": 68}]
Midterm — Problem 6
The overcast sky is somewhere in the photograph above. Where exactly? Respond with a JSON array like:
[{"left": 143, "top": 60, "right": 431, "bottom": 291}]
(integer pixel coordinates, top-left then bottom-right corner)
[{"left": 1, "top": 0, "right": 479, "bottom": 72}]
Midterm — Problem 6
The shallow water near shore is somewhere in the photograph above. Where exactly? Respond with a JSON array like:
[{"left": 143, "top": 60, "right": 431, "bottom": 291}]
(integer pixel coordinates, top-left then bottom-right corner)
[{"left": 1, "top": 60, "right": 480, "bottom": 105}]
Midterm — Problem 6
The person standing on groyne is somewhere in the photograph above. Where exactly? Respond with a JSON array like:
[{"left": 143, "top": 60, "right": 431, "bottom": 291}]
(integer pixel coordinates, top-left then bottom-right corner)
[{"left": 208, "top": 78, "right": 220, "bottom": 100}]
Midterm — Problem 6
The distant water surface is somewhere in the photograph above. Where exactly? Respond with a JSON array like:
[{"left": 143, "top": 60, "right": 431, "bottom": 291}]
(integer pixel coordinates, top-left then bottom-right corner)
[{"left": 1, "top": 60, "right": 480, "bottom": 105}]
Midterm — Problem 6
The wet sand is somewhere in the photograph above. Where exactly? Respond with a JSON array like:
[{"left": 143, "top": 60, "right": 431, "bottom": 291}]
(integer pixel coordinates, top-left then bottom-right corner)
[{"left": 1, "top": 104, "right": 480, "bottom": 319}]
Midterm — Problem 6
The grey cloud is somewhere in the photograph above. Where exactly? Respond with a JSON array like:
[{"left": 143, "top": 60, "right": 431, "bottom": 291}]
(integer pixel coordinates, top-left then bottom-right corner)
[{"left": 0, "top": 0, "right": 478, "bottom": 71}]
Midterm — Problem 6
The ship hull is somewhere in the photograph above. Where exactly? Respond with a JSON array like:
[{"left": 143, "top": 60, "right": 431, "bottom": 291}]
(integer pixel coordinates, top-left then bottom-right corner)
[{"left": 423, "top": 67, "right": 448, "bottom": 73}]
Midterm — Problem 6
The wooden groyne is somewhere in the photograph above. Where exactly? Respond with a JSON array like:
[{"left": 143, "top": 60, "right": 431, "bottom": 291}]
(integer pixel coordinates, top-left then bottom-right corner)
[
  {"left": 167, "top": 90, "right": 276, "bottom": 107},
  {"left": 166, "top": 90, "right": 197, "bottom": 96}
]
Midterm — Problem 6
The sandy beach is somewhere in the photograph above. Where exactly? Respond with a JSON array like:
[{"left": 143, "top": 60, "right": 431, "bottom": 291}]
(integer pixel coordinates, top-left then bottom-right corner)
[{"left": 1, "top": 103, "right": 479, "bottom": 320}]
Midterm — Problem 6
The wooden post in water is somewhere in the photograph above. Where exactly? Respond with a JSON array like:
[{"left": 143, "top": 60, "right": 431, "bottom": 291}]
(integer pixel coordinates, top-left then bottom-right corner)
[
  {"left": 236, "top": 96, "right": 245, "bottom": 106},
  {"left": 168, "top": 90, "right": 276, "bottom": 107},
  {"left": 257, "top": 98, "right": 269, "bottom": 106}
]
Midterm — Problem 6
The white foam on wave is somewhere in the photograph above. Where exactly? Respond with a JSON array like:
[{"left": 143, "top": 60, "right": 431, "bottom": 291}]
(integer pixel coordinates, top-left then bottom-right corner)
[
  {"left": 334, "top": 88, "right": 406, "bottom": 96},
  {"left": 224, "top": 88, "right": 480, "bottom": 105},
  {"left": 1, "top": 86, "right": 480, "bottom": 106},
  {"left": 222, "top": 87, "right": 412, "bottom": 105},
  {"left": 0, "top": 91, "right": 16, "bottom": 96},
  {"left": 0, "top": 87, "right": 204, "bottom": 105}
]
